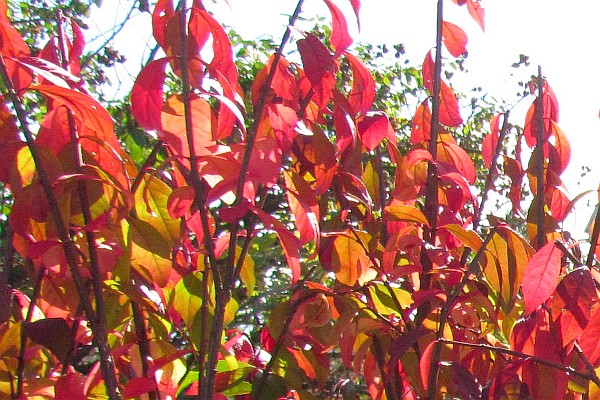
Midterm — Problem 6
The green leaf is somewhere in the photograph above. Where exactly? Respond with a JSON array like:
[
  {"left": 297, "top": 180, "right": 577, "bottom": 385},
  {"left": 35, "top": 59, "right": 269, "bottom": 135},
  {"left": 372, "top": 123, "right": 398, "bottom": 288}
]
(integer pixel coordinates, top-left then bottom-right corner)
[
  {"left": 134, "top": 176, "right": 180, "bottom": 245},
  {"left": 128, "top": 218, "right": 172, "bottom": 287}
]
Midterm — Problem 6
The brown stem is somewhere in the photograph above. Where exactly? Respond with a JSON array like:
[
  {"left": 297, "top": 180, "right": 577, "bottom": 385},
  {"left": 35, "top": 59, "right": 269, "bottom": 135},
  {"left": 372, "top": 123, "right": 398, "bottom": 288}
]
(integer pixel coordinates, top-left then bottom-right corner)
[
  {"left": 442, "top": 338, "right": 596, "bottom": 382},
  {"left": 56, "top": 16, "right": 122, "bottom": 398},
  {"left": 474, "top": 112, "right": 511, "bottom": 230},
  {"left": 420, "top": 0, "right": 444, "bottom": 293},
  {"left": 15, "top": 266, "right": 44, "bottom": 398},
  {"left": 574, "top": 341, "right": 600, "bottom": 388},
  {"left": 426, "top": 226, "right": 497, "bottom": 399},
  {"left": 130, "top": 140, "right": 165, "bottom": 195},
  {"left": 535, "top": 66, "right": 546, "bottom": 250},
  {"left": 0, "top": 51, "right": 127, "bottom": 398},
  {"left": 252, "top": 291, "right": 316, "bottom": 400},
  {"left": 131, "top": 301, "right": 160, "bottom": 400}
]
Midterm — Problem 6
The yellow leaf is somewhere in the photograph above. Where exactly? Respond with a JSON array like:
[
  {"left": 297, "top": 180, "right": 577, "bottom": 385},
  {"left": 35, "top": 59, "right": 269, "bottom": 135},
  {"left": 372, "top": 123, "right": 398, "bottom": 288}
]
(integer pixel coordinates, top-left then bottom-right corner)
[{"left": 384, "top": 205, "right": 429, "bottom": 225}]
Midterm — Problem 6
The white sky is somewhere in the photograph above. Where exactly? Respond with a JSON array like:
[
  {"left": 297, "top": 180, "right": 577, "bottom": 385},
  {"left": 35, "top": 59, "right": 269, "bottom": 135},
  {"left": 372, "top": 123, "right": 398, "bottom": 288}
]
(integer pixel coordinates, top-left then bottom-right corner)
[{"left": 87, "top": 0, "right": 600, "bottom": 238}]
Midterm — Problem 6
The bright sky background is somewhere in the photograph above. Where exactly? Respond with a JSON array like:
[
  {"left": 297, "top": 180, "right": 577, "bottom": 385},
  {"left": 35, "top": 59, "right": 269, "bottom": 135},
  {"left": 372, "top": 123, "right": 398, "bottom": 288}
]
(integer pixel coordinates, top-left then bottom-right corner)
[{"left": 87, "top": 0, "right": 600, "bottom": 238}]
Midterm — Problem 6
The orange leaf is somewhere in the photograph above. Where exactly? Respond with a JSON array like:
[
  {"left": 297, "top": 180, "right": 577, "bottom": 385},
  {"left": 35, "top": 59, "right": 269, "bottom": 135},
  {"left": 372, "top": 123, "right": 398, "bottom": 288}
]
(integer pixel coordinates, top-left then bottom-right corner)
[
  {"left": 442, "top": 21, "right": 468, "bottom": 57},
  {"left": 482, "top": 114, "right": 501, "bottom": 169},
  {"left": 411, "top": 101, "right": 432, "bottom": 144}
]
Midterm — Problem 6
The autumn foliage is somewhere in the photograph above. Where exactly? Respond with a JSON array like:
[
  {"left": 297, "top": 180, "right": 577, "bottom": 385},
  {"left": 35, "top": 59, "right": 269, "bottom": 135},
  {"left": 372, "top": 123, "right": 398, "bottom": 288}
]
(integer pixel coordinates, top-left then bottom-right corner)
[{"left": 0, "top": 0, "right": 598, "bottom": 399}]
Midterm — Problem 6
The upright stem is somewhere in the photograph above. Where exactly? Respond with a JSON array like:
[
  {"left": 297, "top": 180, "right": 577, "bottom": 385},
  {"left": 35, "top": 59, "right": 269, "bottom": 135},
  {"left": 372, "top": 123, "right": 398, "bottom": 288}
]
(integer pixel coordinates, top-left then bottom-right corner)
[
  {"left": 420, "top": 0, "right": 444, "bottom": 292},
  {"left": 535, "top": 66, "right": 546, "bottom": 250},
  {"left": 56, "top": 14, "right": 122, "bottom": 398},
  {"left": 0, "top": 53, "right": 124, "bottom": 398},
  {"left": 474, "top": 112, "right": 510, "bottom": 230}
]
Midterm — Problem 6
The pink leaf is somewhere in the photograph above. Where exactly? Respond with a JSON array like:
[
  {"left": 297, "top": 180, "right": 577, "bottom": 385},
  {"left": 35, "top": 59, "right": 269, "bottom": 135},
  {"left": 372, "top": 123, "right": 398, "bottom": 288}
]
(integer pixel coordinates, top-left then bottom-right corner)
[{"left": 522, "top": 241, "right": 562, "bottom": 316}]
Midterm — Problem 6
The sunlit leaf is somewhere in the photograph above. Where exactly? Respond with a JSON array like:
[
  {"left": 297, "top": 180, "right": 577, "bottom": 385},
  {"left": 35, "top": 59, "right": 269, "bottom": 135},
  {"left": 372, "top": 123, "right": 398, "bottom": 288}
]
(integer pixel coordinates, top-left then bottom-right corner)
[
  {"left": 442, "top": 21, "right": 468, "bottom": 57},
  {"left": 346, "top": 52, "right": 375, "bottom": 115},
  {"left": 323, "top": 0, "right": 353, "bottom": 57},
  {"left": 135, "top": 176, "right": 180, "bottom": 246},
  {"left": 297, "top": 33, "right": 336, "bottom": 109},
  {"left": 522, "top": 241, "right": 562, "bottom": 316},
  {"left": 128, "top": 218, "right": 172, "bottom": 287}
]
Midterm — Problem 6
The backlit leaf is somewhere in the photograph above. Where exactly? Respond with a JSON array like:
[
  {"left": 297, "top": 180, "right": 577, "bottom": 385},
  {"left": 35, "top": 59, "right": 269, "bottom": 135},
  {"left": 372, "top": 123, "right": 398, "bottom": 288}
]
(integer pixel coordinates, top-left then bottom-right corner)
[
  {"left": 442, "top": 21, "right": 468, "bottom": 57},
  {"left": 358, "top": 112, "right": 394, "bottom": 151},
  {"left": 323, "top": 0, "right": 353, "bottom": 57},
  {"left": 579, "top": 307, "right": 600, "bottom": 367},
  {"left": 131, "top": 58, "right": 169, "bottom": 133},
  {"left": 128, "top": 218, "right": 172, "bottom": 287},
  {"left": 482, "top": 114, "right": 501, "bottom": 169},
  {"left": 297, "top": 33, "right": 336, "bottom": 109},
  {"left": 466, "top": 0, "right": 485, "bottom": 31},
  {"left": 422, "top": 51, "right": 463, "bottom": 127},
  {"left": 522, "top": 241, "right": 562, "bottom": 316},
  {"left": 135, "top": 176, "right": 180, "bottom": 245},
  {"left": 411, "top": 101, "right": 432, "bottom": 144},
  {"left": 384, "top": 205, "right": 429, "bottom": 225},
  {"left": 346, "top": 52, "right": 375, "bottom": 115}
]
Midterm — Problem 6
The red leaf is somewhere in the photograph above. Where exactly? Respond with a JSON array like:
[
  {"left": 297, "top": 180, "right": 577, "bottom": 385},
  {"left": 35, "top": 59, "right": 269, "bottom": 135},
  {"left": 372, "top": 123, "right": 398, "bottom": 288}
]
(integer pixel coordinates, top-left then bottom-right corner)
[
  {"left": 358, "top": 112, "right": 395, "bottom": 151},
  {"left": 167, "top": 186, "right": 195, "bottom": 218},
  {"left": 34, "top": 85, "right": 114, "bottom": 140},
  {"left": 420, "top": 340, "right": 437, "bottom": 390},
  {"left": 323, "top": 0, "right": 353, "bottom": 57},
  {"left": 466, "top": 0, "right": 485, "bottom": 31},
  {"left": 251, "top": 207, "right": 302, "bottom": 283},
  {"left": 123, "top": 377, "right": 158, "bottom": 399},
  {"left": 55, "top": 370, "right": 87, "bottom": 400},
  {"left": 267, "top": 103, "right": 299, "bottom": 152},
  {"left": 0, "top": 1, "right": 32, "bottom": 90},
  {"left": 69, "top": 20, "right": 85, "bottom": 75},
  {"left": 161, "top": 94, "right": 215, "bottom": 157},
  {"left": 549, "top": 121, "right": 570, "bottom": 174},
  {"left": 345, "top": 52, "right": 375, "bottom": 115},
  {"left": 422, "top": 51, "right": 462, "bottom": 127},
  {"left": 232, "top": 136, "right": 282, "bottom": 187},
  {"left": 549, "top": 186, "right": 570, "bottom": 223},
  {"left": 349, "top": 0, "right": 361, "bottom": 28},
  {"left": 333, "top": 90, "right": 357, "bottom": 154},
  {"left": 22, "top": 318, "right": 72, "bottom": 359},
  {"left": 482, "top": 114, "right": 501, "bottom": 169},
  {"left": 284, "top": 170, "right": 320, "bottom": 246},
  {"left": 522, "top": 242, "right": 562, "bottom": 316},
  {"left": 580, "top": 307, "right": 600, "bottom": 367},
  {"left": 152, "top": 0, "right": 175, "bottom": 51},
  {"left": 439, "top": 141, "right": 476, "bottom": 184},
  {"left": 131, "top": 58, "right": 170, "bottom": 132},
  {"left": 297, "top": 34, "right": 336, "bottom": 109},
  {"left": 189, "top": 9, "right": 239, "bottom": 88},
  {"left": 442, "top": 21, "right": 468, "bottom": 57},
  {"left": 552, "top": 269, "right": 598, "bottom": 346}
]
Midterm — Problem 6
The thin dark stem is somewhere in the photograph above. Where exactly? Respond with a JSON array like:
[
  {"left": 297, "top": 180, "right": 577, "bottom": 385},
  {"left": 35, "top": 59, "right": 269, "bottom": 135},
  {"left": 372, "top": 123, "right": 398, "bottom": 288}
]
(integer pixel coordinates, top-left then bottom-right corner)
[
  {"left": 372, "top": 334, "right": 397, "bottom": 400},
  {"left": 56, "top": 16, "right": 122, "bottom": 398},
  {"left": 427, "top": 226, "right": 497, "bottom": 399},
  {"left": 574, "top": 341, "right": 600, "bottom": 388},
  {"left": 441, "top": 338, "right": 594, "bottom": 381},
  {"left": 0, "top": 52, "right": 127, "bottom": 396},
  {"left": 15, "top": 266, "right": 44, "bottom": 398},
  {"left": 535, "top": 66, "right": 546, "bottom": 250},
  {"left": 420, "top": 0, "right": 444, "bottom": 293},
  {"left": 131, "top": 301, "right": 160, "bottom": 400},
  {"left": 173, "top": 1, "right": 223, "bottom": 397},
  {"left": 586, "top": 205, "right": 600, "bottom": 267},
  {"left": 252, "top": 291, "right": 316, "bottom": 400},
  {"left": 474, "top": 112, "right": 511, "bottom": 230}
]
